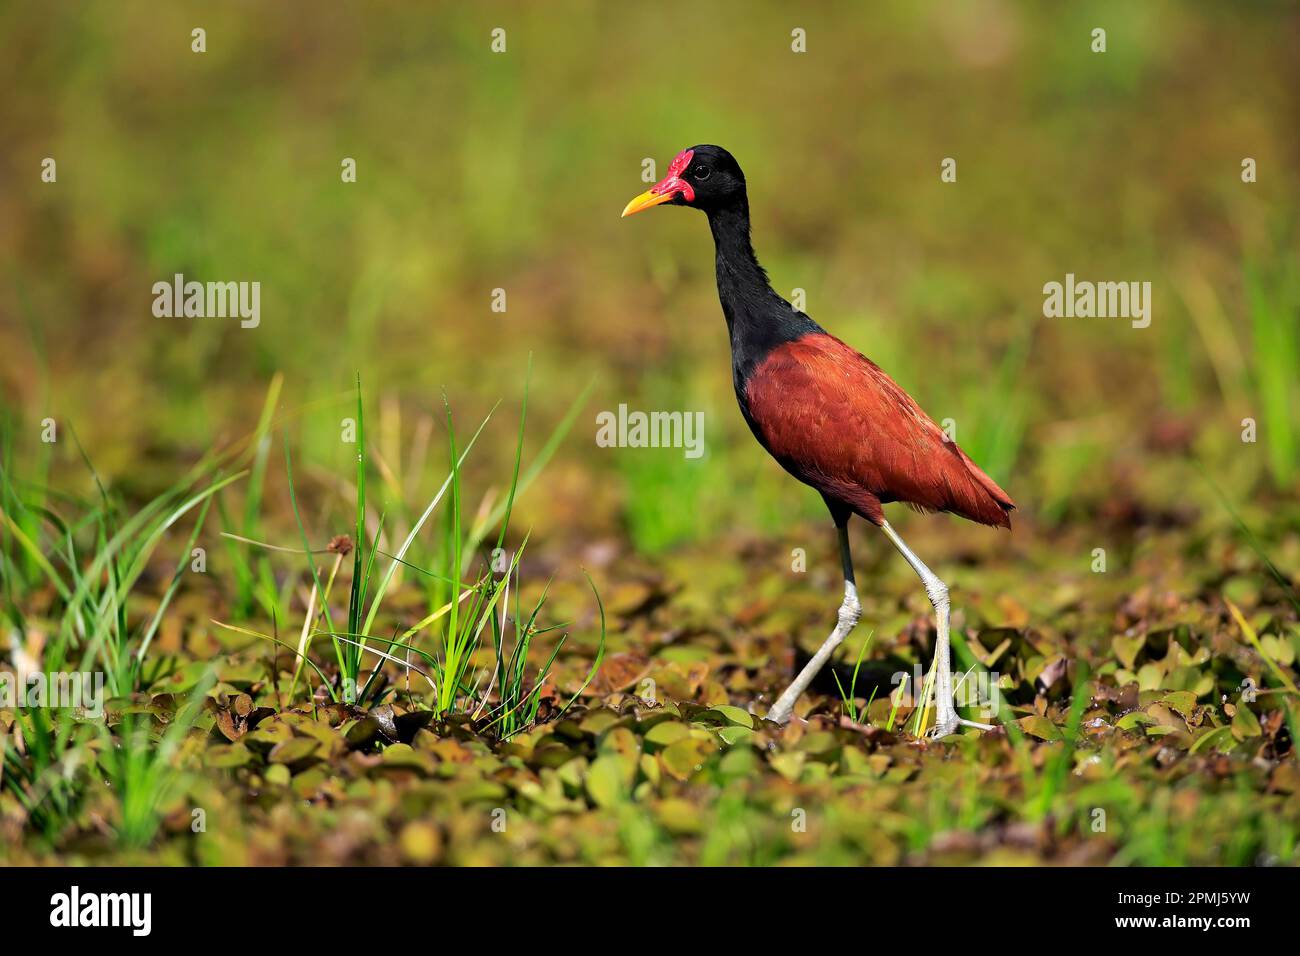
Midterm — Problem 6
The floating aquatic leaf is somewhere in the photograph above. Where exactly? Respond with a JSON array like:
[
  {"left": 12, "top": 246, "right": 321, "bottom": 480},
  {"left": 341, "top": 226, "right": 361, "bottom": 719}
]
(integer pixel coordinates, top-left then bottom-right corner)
[
  {"left": 268, "top": 737, "right": 320, "bottom": 767},
  {"left": 660, "top": 738, "right": 710, "bottom": 781},
  {"left": 1018, "top": 716, "right": 1063, "bottom": 741},
  {"left": 1160, "top": 691, "right": 1197, "bottom": 718},
  {"left": 207, "top": 742, "right": 253, "bottom": 769},
  {"left": 643, "top": 721, "right": 690, "bottom": 747},
  {"left": 1231, "top": 706, "right": 1262, "bottom": 741},
  {"left": 707, "top": 705, "right": 754, "bottom": 728},
  {"left": 585, "top": 754, "right": 632, "bottom": 807}
]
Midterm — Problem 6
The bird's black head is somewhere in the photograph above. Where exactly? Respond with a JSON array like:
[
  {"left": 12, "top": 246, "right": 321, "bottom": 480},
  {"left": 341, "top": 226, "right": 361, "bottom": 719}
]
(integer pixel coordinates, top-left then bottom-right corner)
[{"left": 622, "top": 144, "right": 746, "bottom": 218}]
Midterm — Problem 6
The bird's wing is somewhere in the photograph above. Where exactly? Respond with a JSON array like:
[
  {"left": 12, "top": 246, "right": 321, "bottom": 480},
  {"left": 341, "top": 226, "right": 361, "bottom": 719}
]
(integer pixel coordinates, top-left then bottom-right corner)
[{"left": 744, "top": 332, "right": 1015, "bottom": 527}]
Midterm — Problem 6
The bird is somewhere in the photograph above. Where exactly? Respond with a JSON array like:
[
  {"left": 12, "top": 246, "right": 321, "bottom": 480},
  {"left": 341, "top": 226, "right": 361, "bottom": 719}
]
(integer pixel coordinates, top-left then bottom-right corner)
[{"left": 622, "top": 145, "right": 1015, "bottom": 737}]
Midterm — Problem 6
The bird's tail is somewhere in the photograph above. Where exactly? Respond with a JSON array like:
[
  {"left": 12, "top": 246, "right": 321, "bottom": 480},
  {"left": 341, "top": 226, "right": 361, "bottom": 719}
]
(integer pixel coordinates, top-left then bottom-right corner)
[{"left": 951, "top": 446, "right": 1016, "bottom": 528}]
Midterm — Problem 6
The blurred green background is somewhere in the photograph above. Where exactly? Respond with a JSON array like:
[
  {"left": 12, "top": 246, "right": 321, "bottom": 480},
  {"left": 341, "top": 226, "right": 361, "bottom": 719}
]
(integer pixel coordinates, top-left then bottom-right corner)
[{"left": 2, "top": 0, "right": 1297, "bottom": 554}]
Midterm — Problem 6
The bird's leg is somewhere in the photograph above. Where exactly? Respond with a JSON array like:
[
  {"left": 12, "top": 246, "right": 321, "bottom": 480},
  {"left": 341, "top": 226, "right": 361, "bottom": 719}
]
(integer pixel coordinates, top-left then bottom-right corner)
[
  {"left": 767, "top": 522, "right": 860, "bottom": 725},
  {"left": 879, "top": 520, "right": 993, "bottom": 739}
]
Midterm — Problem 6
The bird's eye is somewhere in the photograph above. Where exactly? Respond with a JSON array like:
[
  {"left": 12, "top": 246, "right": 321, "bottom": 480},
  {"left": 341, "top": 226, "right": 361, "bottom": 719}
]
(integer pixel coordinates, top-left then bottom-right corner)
[{"left": 693, "top": 164, "right": 712, "bottom": 181}]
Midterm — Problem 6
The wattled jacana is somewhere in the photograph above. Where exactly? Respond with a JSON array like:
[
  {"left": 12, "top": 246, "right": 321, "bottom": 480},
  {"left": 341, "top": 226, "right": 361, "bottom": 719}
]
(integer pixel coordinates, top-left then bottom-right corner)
[{"left": 622, "top": 145, "right": 1015, "bottom": 736}]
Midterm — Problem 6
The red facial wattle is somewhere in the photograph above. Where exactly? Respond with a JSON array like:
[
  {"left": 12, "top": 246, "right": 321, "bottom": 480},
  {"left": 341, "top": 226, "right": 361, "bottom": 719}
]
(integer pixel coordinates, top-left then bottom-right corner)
[
  {"left": 621, "top": 148, "right": 696, "bottom": 217},
  {"left": 652, "top": 148, "right": 696, "bottom": 201}
]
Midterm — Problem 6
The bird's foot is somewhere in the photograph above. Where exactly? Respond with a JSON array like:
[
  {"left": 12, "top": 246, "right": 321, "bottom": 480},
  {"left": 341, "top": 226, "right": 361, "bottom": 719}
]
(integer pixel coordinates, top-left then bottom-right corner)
[
  {"left": 765, "top": 700, "right": 795, "bottom": 727},
  {"left": 929, "top": 715, "right": 959, "bottom": 739},
  {"left": 929, "top": 713, "right": 996, "bottom": 739}
]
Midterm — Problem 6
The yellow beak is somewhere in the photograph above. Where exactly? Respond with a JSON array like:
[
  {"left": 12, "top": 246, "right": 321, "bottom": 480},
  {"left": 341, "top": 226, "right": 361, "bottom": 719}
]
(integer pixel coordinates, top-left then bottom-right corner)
[{"left": 621, "top": 189, "right": 675, "bottom": 218}]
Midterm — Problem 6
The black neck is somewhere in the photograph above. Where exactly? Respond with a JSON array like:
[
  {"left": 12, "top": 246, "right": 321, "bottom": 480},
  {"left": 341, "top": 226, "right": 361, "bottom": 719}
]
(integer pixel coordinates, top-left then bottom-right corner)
[
  {"left": 708, "top": 201, "right": 771, "bottom": 309},
  {"left": 707, "top": 198, "right": 821, "bottom": 389}
]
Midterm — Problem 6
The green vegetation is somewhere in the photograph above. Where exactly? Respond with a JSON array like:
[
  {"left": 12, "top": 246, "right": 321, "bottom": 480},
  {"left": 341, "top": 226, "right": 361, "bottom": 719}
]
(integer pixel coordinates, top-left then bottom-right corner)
[{"left": 0, "top": 1, "right": 1297, "bottom": 865}]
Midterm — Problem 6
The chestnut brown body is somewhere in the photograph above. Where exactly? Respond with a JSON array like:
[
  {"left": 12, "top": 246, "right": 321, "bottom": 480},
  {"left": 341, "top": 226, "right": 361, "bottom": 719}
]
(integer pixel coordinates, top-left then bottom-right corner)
[{"left": 743, "top": 332, "right": 1015, "bottom": 528}]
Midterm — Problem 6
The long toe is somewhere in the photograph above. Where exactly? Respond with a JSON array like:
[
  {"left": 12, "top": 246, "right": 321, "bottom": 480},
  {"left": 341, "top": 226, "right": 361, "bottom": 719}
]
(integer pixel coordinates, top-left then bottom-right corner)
[{"left": 928, "top": 717, "right": 959, "bottom": 739}]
